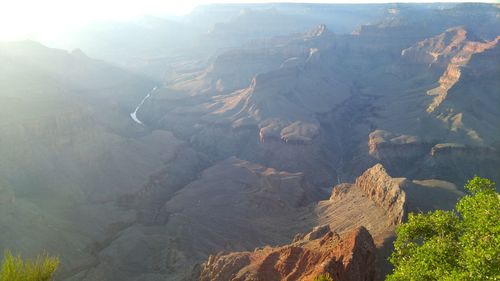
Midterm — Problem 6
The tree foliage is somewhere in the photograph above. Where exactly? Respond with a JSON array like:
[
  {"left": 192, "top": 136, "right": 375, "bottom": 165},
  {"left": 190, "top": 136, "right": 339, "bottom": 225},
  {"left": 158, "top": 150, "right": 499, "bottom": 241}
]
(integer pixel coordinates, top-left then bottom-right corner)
[
  {"left": 387, "top": 176, "right": 500, "bottom": 281},
  {"left": 314, "top": 272, "right": 334, "bottom": 281},
  {"left": 0, "top": 251, "right": 59, "bottom": 281}
]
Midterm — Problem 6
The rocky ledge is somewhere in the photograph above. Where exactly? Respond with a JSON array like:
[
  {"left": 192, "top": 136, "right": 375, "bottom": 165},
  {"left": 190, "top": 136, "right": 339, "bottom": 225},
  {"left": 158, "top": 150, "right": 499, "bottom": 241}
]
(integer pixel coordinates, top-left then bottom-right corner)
[
  {"left": 354, "top": 164, "right": 407, "bottom": 226},
  {"left": 317, "top": 164, "right": 407, "bottom": 246},
  {"left": 196, "top": 225, "right": 376, "bottom": 281}
]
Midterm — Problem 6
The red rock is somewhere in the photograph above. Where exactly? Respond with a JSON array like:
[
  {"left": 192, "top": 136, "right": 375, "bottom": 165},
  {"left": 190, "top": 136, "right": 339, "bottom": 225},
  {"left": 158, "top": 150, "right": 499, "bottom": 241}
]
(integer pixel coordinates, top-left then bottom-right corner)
[{"left": 197, "top": 225, "right": 376, "bottom": 281}]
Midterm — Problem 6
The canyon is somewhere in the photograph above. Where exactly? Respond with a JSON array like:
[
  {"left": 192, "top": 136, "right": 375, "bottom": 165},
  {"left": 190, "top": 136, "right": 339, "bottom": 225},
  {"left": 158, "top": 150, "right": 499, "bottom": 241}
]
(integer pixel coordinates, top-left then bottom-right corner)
[{"left": 0, "top": 3, "right": 498, "bottom": 281}]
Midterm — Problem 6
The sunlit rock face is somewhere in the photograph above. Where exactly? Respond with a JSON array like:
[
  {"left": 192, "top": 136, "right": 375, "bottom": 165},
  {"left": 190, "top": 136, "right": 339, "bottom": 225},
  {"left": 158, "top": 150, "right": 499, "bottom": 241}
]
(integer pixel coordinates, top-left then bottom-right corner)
[
  {"left": 402, "top": 27, "right": 499, "bottom": 114},
  {"left": 197, "top": 226, "right": 376, "bottom": 281},
  {"left": 316, "top": 164, "right": 407, "bottom": 247}
]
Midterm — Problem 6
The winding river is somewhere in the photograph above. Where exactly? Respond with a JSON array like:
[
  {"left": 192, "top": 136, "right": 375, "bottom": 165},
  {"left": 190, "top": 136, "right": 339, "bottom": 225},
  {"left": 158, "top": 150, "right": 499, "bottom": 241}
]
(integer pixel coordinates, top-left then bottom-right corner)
[{"left": 130, "top": 86, "right": 157, "bottom": 125}]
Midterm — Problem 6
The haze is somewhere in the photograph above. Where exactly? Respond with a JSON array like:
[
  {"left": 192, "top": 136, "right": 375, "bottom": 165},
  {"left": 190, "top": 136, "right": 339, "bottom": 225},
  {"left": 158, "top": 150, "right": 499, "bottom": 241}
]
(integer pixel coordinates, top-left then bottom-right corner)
[{"left": 0, "top": 0, "right": 493, "bottom": 41}]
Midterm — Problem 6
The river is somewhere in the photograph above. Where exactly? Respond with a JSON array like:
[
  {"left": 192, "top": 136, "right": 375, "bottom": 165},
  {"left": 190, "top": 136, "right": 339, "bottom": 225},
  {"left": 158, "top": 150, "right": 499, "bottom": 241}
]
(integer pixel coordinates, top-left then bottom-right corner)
[{"left": 130, "top": 86, "right": 157, "bottom": 125}]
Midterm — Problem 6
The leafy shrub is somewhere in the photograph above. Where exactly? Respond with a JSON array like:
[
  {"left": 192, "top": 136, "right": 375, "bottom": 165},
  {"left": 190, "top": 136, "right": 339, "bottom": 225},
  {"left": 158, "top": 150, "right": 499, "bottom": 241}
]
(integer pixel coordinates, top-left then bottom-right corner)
[
  {"left": 0, "top": 251, "right": 59, "bottom": 281},
  {"left": 387, "top": 176, "right": 500, "bottom": 281}
]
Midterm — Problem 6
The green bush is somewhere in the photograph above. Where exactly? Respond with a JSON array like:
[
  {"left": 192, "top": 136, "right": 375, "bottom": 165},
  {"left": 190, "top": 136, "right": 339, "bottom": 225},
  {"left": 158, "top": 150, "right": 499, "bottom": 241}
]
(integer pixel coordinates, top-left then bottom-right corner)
[
  {"left": 387, "top": 176, "right": 500, "bottom": 281},
  {"left": 0, "top": 251, "right": 59, "bottom": 281},
  {"left": 314, "top": 272, "right": 334, "bottom": 281}
]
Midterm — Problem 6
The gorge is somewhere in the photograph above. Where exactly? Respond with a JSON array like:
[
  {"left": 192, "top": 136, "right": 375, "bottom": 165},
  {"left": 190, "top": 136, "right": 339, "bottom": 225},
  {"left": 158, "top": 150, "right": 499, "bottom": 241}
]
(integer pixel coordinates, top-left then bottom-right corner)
[{"left": 0, "top": 3, "right": 498, "bottom": 281}]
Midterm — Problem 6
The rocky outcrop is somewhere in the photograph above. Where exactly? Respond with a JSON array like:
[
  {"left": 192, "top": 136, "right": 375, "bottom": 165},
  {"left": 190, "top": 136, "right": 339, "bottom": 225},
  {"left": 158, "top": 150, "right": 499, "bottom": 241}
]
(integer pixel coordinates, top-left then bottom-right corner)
[
  {"left": 401, "top": 27, "right": 499, "bottom": 113},
  {"left": 197, "top": 226, "right": 376, "bottom": 281},
  {"left": 211, "top": 55, "right": 349, "bottom": 144},
  {"left": 316, "top": 164, "right": 407, "bottom": 246},
  {"left": 280, "top": 122, "right": 320, "bottom": 144},
  {"left": 354, "top": 164, "right": 407, "bottom": 226},
  {"left": 430, "top": 143, "right": 497, "bottom": 158},
  {"left": 402, "top": 26, "right": 473, "bottom": 66},
  {"left": 368, "top": 130, "right": 429, "bottom": 161},
  {"left": 305, "top": 24, "right": 330, "bottom": 39},
  {"left": 425, "top": 143, "right": 500, "bottom": 185}
]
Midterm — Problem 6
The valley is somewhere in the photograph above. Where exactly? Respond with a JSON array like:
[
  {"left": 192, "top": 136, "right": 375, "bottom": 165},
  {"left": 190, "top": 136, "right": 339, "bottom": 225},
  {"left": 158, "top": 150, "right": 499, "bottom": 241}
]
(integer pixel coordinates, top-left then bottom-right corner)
[{"left": 0, "top": 3, "right": 498, "bottom": 281}]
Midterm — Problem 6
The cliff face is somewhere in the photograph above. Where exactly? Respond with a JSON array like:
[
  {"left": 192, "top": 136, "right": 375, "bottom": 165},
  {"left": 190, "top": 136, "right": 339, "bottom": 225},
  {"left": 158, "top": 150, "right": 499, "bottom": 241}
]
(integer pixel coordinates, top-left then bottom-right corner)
[
  {"left": 194, "top": 163, "right": 410, "bottom": 281},
  {"left": 430, "top": 143, "right": 497, "bottom": 158},
  {"left": 368, "top": 130, "right": 430, "bottom": 167},
  {"left": 424, "top": 143, "right": 500, "bottom": 185},
  {"left": 401, "top": 27, "right": 499, "bottom": 114},
  {"left": 197, "top": 226, "right": 376, "bottom": 281},
  {"left": 354, "top": 164, "right": 407, "bottom": 226},
  {"left": 367, "top": 130, "right": 500, "bottom": 185},
  {"left": 317, "top": 164, "right": 407, "bottom": 247}
]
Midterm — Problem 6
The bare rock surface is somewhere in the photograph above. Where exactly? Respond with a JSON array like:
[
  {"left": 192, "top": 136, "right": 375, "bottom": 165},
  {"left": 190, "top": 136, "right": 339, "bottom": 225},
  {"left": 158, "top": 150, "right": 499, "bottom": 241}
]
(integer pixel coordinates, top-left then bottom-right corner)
[
  {"left": 317, "top": 164, "right": 407, "bottom": 245},
  {"left": 81, "top": 158, "right": 315, "bottom": 281},
  {"left": 402, "top": 27, "right": 499, "bottom": 113},
  {"left": 197, "top": 226, "right": 376, "bottom": 281}
]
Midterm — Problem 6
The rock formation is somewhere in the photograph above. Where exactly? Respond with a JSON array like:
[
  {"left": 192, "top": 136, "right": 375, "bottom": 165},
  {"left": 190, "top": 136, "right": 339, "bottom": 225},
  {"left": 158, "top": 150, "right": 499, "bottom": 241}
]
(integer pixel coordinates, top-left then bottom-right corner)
[
  {"left": 317, "top": 164, "right": 407, "bottom": 245},
  {"left": 79, "top": 157, "right": 318, "bottom": 281},
  {"left": 197, "top": 226, "right": 376, "bottom": 281},
  {"left": 354, "top": 164, "right": 407, "bottom": 226},
  {"left": 401, "top": 26, "right": 499, "bottom": 113},
  {"left": 368, "top": 130, "right": 430, "bottom": 163}
]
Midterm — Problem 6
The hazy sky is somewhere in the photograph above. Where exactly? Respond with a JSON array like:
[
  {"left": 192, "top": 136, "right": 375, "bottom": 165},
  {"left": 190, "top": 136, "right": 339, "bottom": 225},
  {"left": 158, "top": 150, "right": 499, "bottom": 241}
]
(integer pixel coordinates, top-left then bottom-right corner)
[{"left": 0, "top": 0, "right": 495, "bottom": 41}]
